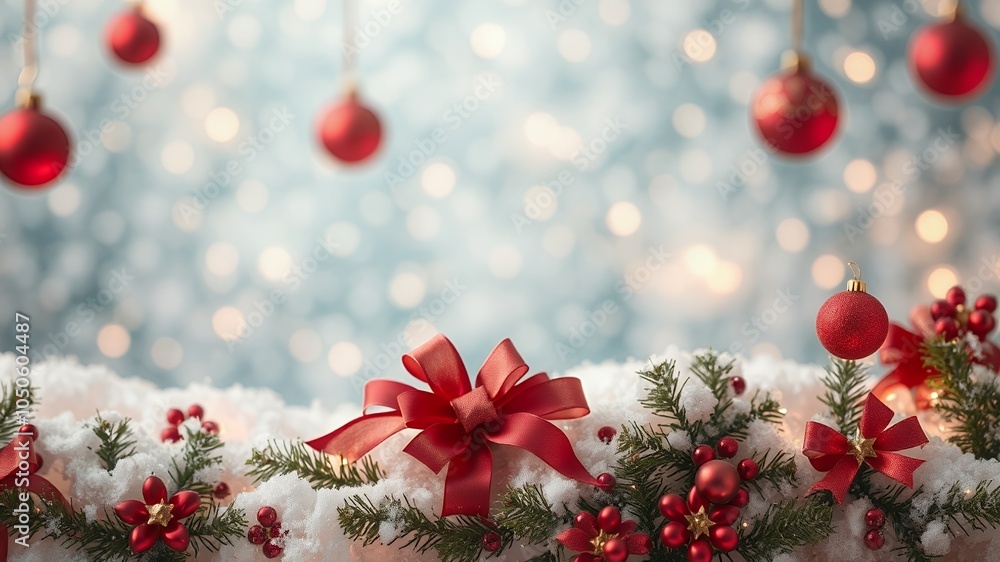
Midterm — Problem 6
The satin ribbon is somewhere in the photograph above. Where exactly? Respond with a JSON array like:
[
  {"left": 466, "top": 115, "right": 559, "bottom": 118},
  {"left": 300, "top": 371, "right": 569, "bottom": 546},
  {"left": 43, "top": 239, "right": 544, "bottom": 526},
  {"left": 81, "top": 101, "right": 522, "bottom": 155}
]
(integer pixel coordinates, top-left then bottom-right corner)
[
  {"left": 0, "top": 433, "right": 68, "bottom": 562},
  {"left": 307, "top": 334, "right": 599, "bottom": 517},
  {"left": 802, "top": 393, "right": 928, "bottom": 504}
]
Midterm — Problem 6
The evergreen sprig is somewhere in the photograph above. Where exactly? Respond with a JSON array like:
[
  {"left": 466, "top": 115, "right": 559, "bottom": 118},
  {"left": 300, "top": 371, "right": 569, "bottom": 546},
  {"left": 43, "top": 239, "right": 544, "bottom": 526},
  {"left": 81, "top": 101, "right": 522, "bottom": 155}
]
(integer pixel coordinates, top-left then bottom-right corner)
[
  {"left": 0, "top": 379, "right": 34, "bottom": 444},
  {"left": 736, "top": 498, "right": 835, "bottom": 562},
  {"left": 87, "top": 413, "right": 137, "bottom": 472},
  {"left": 169, "top": 427, "right": 224, "bottom": 497},
  {"left": 246, "top": 439, "right": 384, "bottom": 489},
  {"left": 184, "top": 502, "right": 248, "bottom": 556},
  {"left": 817, "top": 358, "right": 868, "bottom": 434},
  {"left": 748, "top": 449, "right": 797, "bottom": 495},
  {"left": 924, "top": 340, "right": 1000, "bottom": 459},
  {"left": 494, "top": 484, "right": 566, "bottom": 544}
]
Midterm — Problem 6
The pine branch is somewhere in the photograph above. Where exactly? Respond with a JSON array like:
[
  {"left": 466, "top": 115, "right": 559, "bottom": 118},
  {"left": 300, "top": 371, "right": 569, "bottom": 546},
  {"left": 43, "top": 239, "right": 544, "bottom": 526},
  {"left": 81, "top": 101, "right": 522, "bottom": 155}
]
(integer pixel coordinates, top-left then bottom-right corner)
[
  {"left": 46, "top": 501, "right": 135, "bottom": 562},
  {"left": 247, "top": 440, "right": 384, "bottom": 489},
  {"left": 494, "top": 484, "right": 565, "bottom": 543},
  {"left": 0, "top": 379, "right": 34, "bottom": 444},
  {"left": 925, "top": 340, "right": 1000, "bottom": 459},
  {"left": 747, "top": 450, "right": 797, "bottom": 496},
  {"left": 87, "top": 413, "right": 137, "bottom": 472},
  {"left": 638, "top": 359, "right": 696, "bottom": 437},
  {"left": 184, "top": 502, "right": 248, "bottom": 556},
  {"left": 169, "top": 427, "right": 224, "bottom": 497},
  {"left": 737, "top": 498, "right": 834, "bottom": 562},
  {"left": 818, "top": 358, "right": 868, "bottom": 433}
]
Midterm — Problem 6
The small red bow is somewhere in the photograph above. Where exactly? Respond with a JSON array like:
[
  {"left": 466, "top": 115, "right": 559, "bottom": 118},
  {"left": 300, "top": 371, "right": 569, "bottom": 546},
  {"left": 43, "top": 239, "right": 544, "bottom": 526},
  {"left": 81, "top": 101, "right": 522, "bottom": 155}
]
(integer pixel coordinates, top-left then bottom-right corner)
[
  {"left": 1, "top": 432, "right": 67, "bottom": 562},
  {"left": 307, "top": 334, "right": 599, "bottom": 517},
  {"left": 803, "top": 393, "right": 928, "bottom": 504}
]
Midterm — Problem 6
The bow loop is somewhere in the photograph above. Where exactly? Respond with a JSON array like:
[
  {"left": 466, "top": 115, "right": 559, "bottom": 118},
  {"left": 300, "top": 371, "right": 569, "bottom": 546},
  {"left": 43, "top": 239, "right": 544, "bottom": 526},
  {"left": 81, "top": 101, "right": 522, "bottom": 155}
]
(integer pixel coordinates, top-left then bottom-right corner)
[
  {"left": 402, "top": 334, "right": 471, "bottom": 399},
  {"left": 475, "top": 338, "right": 530, "bottom": 400}
]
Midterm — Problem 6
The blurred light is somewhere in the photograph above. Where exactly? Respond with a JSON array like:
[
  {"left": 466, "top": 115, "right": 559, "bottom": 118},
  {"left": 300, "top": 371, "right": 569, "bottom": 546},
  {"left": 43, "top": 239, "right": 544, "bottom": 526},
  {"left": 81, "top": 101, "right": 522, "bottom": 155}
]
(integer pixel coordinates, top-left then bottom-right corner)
[
  {"left": 707, "top": 261, "right": 742, "bottom": 294},
  {"left": 97, "top": 324, "right": 130, "bottom": 358},
  {"left": 558, "top": 29, "right": 592, "bottom": 62},
  {"left": 102, "top": 121, "right": 131, "bottom": 152},
  {"left": 421, "top": 163, "right": 456, "bottom": 197},
  {"left": 751, "top": 342, "right": 783, "bottom": 360},
  {"left": 672, "top": 103, "right": 706, "bottom": 138},
  {"left": 48, "top": 23, "right": 82, "bottom": 56},
  {"left": 524, "top": 112, "right": 558, "bottom": 146},
  {"left": 205, "top": 107, "right": 240, "bottom": 142},
  {"left": 324, "top": 223, "right": 360, "bottom": 257},
  {"left": 162, "top": 141, "right": 195, "bottom": 174},
  {"left": 48, "top": 184, "right": 81, "bottom": 217},
  {"left": 227, "top": 14, "right": 262, "bottom": 49},
  {"left": 683, "top": 245, "right": 717, "bottom": 276},
  {"left": 406, "top": 206, "right": 441, "bottom": 240},
  {"left": 542, "top": 225, "right": 575, "bottom": 258},
  {"left": 924, "top": 0, "right": 957, "bottom": 17},
  {"left": 679, "top": 150, "right": 712, "bottom": 184},
  {"left": 811, "top": 255, "right": 845, "bottom": 289},
  {"left": 257, "top": 246, "right": 293, "bottom": 282},
  {"left": 606, "top": 202, "right": 642, "bottom": 236},
  {"left": 471, "top": 23, "right": 506, "bottom": 59},
  {"left": 928, "top": 267, "right": 958, "bottom": 298},
  {"left": 915, "top": 209, "right": 948, "bottom": 243},
  {"left": 389, "top": 272, "right": 427, "bottom": 308},
  {"left": 843, "top": 159, "right": 877, "bottom": 192},
  {"left": 489, "top": 245, "right": 523, "bottom": 278},
  {"left": 236, "top": 180, "right": 269, "bottom": 213},
  {"left": 776, "top": 218, "right": 810, "bottom": 253},
  {"left": 549, "top": 127, "right": 584, "bottom": 161},
  {"left": 328, "top": 342, "right": 363, "bottom": 376},
  {"left": 599, "top": 0, "right": 630, "bottom": 25},
  {"left": 682, "top": 29, "right": 716, "bottom": 62},
  {"left": 819, "top": 0, "right": 851, "bottom": 17},
  {"left": 523, "top": 186, "right": 558, "bottom": 222},
  {"left": 181, "top": 84, "right": 216, "bottom": 119},
  {"left": 294, "top": 0, "right": 325, "bottom": 21},
  {"left": 728, "top": 72, "right": 759, "bottom": 105},
  {"left": 151, "top": 337, "right": 183, "bottom": 369},
  {"left": 844, "top": 51, "right": 876, "bottom": 84},
  {"left": 172, "top": 200, "right": 202, "bottom": 232},
  {"left": 290, "top": 329, "right": 323, "bottom": 362},
  {"left": 205, "top": 242, "right": 240, "bottom": 276},
  {"left": 212, "top": 307, "right": 246, "bottom": 341},
  {"left": 961, "top": 106, "right": 993, "bottom": 139}
]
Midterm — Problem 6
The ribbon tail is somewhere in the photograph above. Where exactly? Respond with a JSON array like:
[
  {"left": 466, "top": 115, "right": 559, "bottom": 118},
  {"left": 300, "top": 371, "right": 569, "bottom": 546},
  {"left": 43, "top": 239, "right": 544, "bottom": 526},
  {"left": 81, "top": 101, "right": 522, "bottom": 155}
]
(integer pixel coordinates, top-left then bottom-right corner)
[
  {"left": 867, "top": 452, "right": 925, "bottom": 488},
  {"left": 305, "top": 412, "right": 406, "bottom": 463},
  {"left": 487, "top": 412, "right": 599, "bottom": 486},
  {"left": 441, "top": 446, "right": 493, "bottom": 518},
  {"left": 806, "top": 455, "right": 860, "bottom": 504}
]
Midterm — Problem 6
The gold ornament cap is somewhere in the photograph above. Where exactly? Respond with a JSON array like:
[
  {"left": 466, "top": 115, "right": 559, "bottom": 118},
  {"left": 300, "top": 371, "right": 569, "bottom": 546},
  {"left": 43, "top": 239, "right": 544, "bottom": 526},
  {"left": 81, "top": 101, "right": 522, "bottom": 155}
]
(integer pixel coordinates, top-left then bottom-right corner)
[
  {"left": 781, "top": 49, "right": 811, "bottom": 72},
  {"left": 845, "top": 261, "right": 867, "bottom": 293}
]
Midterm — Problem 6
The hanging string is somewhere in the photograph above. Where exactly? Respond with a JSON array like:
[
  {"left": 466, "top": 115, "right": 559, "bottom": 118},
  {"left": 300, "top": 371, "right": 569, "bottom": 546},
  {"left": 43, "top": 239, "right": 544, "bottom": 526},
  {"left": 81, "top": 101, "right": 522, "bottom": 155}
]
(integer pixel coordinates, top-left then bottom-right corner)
[
  {"left": 791, "top": 0, "right": 804, "bottom": 53},
  {"left": 343, "top": 0, "right": 357, "bottom": 93},
  {"left": 17, "top": 0, "right": 39, "bottom": 105}
]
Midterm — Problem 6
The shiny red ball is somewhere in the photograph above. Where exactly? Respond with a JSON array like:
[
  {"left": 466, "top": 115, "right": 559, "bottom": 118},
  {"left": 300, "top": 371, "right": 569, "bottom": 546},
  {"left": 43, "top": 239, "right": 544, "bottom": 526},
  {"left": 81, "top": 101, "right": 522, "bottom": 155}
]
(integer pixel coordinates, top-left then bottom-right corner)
[
  {"left": 729, "top": 488, "right": 749, "bottom": 508},
  {"left": 18, "top": 424, "right": 39, "bottom": 440},
  {"left": 247, "top": 524, "right": 267, "bottom": 545},
  {"left": 262, "top": 539, "right": 283, "bottom": 558},
  {"left": 660, "top": 521, "right": 690, "bottom": 549},
  {"left": 716, "top": 437, "right": 739, "bottom": 459},
  {"left": 729, "top": 376, "right": 746, "bottom": 395},
  {"left": 692, "top": 445, "right": 716, "bottom": 467},
  {"left": 709, "top": 504, "right": 741, "bottom": 526},
  {"left": 597, "top": 506, "right": 621, "bottom": 534},
  {"left": 751, "top": 67, "right": 839, "bottom": 156},
  {"left": 935, "top": 317, "right": 959, "bottom": 340},
  {"left": 597, "top": 472, "right": 617, "bottom": 491},
  {"left": 969, "top": 310, "right": 996, "bottom": 337},
  {"left": 602, "top": 537, "right": 628, "bottom": 562},
  {"left": 946, "top": 286, "right": 967, "bottom": 307},
  {"left": 160, "top": 426, "right": 182, "bottom": 443},
  {"left": 201, "top": 421, "right": 220, "bottom": 434},
  {"left": 598, "top": 425, "right": 617, "bottom": 443},
  {"left": 864, "top": 529, "right": 885, "bottom": 550},
  {"left": 105, "top": 7, "right": 161, "bottom": 65},
  {"left": 710, "top": 524, "right": 739, "bottom": 552},
  {"left": 316, "top": 94, "right": 382, "bottom": 164},
  {"left": 816, "top": 290, "right": 889, "bottom": 360},
  {"left": 257, "top": 506, "right": 278, "bottom": 527},
  {"left": 976, "top": 295, "right": 998, "bottom": 313},
  {"left": 910, "top": 17, "right": 993, "bottom": 100},
  {"left": 481, "top": 530, "right": 501, "bottom": 552},
  {"left": 0, "top": 107, "right": 71, "bottom": 188},
  {"left": 166, "top": 408, "right": 185, "bottom": 426},
  {"left": 695, "top": 460, "right": 741, "bottom": 504},
  {"left": 930, "top": 300, "right": 956, "bottom": 320},
  {"left": 687, "top": 537, "right": 714, "bottom": 562},
  {"left": 659, "top": 493, "right": 687, "bottom": 520},
  {"left": 187, "top": 404, "right": 205, "bottom": 419},
  {"left": 737, "top": 458, "right": 759, "bottom": 481},
  {"left": 865, "top": 508, "right": 885, "bottom": 529},
  {"left": 213, "top": 482, "right": 230, "bottom": 499}
]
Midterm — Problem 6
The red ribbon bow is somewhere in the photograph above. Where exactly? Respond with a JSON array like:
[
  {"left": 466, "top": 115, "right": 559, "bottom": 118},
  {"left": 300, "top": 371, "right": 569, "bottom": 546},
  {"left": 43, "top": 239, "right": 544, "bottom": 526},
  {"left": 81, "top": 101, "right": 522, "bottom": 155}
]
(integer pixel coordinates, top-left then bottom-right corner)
[
  {"left": 307, "top": 335, "right": 599, "bottom": 517},
  {"left": 1, "top": 433, "right": 68, "bottom": 562},
  {"left": 802, "top": 393, "right": 928, "bottom": 504}
]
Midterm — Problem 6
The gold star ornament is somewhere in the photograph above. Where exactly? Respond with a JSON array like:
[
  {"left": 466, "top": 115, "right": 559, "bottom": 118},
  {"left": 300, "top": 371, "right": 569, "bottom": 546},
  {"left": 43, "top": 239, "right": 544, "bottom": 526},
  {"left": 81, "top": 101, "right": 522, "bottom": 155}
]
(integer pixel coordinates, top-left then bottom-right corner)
[
  {"left": 684, "top": 506, "right": 713, "bottom": 539},
  {"left": 848, "top": 429, "right": 877, "bottom": 465},
  {"left": 146, "top": 502, "right": 174, "bottom": 527}
]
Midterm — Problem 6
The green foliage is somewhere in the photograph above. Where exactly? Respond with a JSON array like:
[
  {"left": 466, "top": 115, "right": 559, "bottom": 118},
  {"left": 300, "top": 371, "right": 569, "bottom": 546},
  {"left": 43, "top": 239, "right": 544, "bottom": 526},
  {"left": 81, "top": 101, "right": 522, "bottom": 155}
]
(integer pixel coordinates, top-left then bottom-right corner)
[
  {"left": 184, "top": 502, "right": 248, "bottom": 556},
  {"left": 87, "top": 413, "right": 137, "bottom": 472},
  {"left": 737, "top": 498, "right": 835, "bottom": 562},
  {"left": 0, "top": 378, "right": 34, "bottom": 444},
  {"left": 818, "top": 358, "right": 868, "bottom": 434},
  {"left": 169, "top": 427, "right": 224, "bottom": 497},
  {"left": 494, "top": 484, "right": 565, "bottom": 544},
  {"left": 924, "top": 340, "right": 1000, "bottom": 459},
  {"left": 748, "top": 450, "right": 798, "bottom": 495},
  {"left": 246, "top": 439, "right": 384, "bottom": 489}
]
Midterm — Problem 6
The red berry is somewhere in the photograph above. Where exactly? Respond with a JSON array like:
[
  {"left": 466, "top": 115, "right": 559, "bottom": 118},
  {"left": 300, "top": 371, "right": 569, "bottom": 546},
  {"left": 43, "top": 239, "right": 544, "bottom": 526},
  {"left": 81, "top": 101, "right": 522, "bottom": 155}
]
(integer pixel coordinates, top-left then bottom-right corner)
[
  {"left": 257, "top": 506, "right": 278, "bottom": 527},
  {"left": 269, "top": 522, "right": 284, "bottom": 538},
  {"left": 602, "top": 537, "right": 629, "bottom": 562},
  {"left": 969, "top": 310, "right": 996, "bottom": 337},
  {"left": 660, "top": 521, "right": 690, "bottom": 549},
  {"left": 946, "top": 286, "right": 966, "bottom": 307},
  {"left": 975, "top": 295, "right": 998, "bottom": 313},
  {"left": 864, "top": 529, "right": 884, "bottom": 550},
  {"left": 597, "top": 472, "right": 617, "bottom": 491},
  {"left": 729, "top": 488, "right": 750, "bottom": 507},
  {"left": 213, "top": 482, "right": 230, "bottom": 499},
  {"left": 18, "top": 424, "right": 38, "bottom": 440},
  {"left": 737, "top": 458, "right": 759, "bottom": 481},
  {"left": 262, "top": 539, "right": 283, "bottom": 558},
  {"left": 659, "top": 493, "right": 687, "bottom": 520},
  {"left": 709, "top": 523, "right": 739, "bottom": 552},
  {"left": 201, "top": 421, "right": 220, "bottom": 434},
  {"left": 597, "top": 426, "right": 617, "bottom": 444},
  {"left": 935, "top": 317, "right": 959, "bottom": 340},
  {"left": 481, "top": 530, "right": 501, "bottom": 552},
  {"left": 166, "top": 408, "right": 185, "bottom": 426},
  {"left": 187, "top": 404, "right": 205, "bottom": 420},
  {"left": 717, "top": 436, "right": 739, "bottom": 458},
  {"left": 865, "top": 508, "right": 885, "bottom": 529},
  {"left": 930, "top": 300, "right": 956, "bottom": 320},
  {"left": 709, "top": 504, "right": 741, "bottom": 526},
  {"left": 596, "top": 506, "right": 622, "bottom": 534},
  {"left": 729, "top": 376, "right": 746, "bottom": 395},
  {"left": 160, "top": 426, "right": 182, "bottom": 443},
  {"left": 692, "top": 445, "right": 716, "bottom": 466},
  {"left": 247, "top": 524, "right": 267, "bottom": 545}
]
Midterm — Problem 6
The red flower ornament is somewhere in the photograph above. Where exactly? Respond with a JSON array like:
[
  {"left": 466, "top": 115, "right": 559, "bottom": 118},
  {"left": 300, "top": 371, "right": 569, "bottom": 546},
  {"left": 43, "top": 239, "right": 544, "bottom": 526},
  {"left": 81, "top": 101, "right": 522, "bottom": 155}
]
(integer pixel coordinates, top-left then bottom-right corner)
[
  {"left": 803, "top": 393, "right": 928, "bottom": 504},
  {"left": 114, "top": 475, "right": 200, "bottom": 553},
  {"left": 557, "top": 507, "right": 652, "bottom": 562},
  {"left": 659, "top": 486, "right": 740, "bottom": 561}
]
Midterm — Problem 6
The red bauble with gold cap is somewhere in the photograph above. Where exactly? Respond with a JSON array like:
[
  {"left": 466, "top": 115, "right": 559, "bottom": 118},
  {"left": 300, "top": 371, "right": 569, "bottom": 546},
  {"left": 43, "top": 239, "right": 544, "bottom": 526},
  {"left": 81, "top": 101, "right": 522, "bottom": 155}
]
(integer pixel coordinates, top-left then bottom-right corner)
[
  {"left": 816, "top": 262, "right": 889, "bottom": 360},
  {"left": 909, "top": 9, "right": 993, "bottom": 100},
  {"left": 316, "top": 92, "right": 382, "bottom": 164},
  {"left": 751, "top": 53, "right": 840, "bottom": 156},
  {"left": 0, "top": 96, "right": 71, "bottom": 189},
  {"left": 105, "top": 6, "right": 161, "bottom": 65}
]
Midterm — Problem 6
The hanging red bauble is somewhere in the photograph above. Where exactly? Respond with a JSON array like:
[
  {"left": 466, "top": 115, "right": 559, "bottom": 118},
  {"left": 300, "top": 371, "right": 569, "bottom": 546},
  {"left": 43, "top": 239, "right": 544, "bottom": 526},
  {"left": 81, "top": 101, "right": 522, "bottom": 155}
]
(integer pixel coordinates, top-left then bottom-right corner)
[
  {"left": 816, "top": 262, "right": 888, "bottom": 360},
  {"left": 105, "top": 6, "right": 161, "bottom": 65},
  {"left": 909, "top": 12, "right": 993, "bottom": 100},
  {"left": 0, "top": 103, "right": 70, "bottom": 188},
  {"left": 694, "top": 460, "right": 741, "bottom": 504},
  {"left": 751, "top": 55, "right": 840, "bottom": 156},
  {"left": 316, "top": 92, "right": 382, "bottom": 164}
]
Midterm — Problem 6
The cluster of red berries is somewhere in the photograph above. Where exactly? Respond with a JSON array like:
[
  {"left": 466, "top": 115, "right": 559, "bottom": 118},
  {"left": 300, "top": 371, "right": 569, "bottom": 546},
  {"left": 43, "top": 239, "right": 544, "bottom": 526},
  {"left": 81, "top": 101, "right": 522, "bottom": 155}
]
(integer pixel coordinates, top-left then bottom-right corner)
[
  {"left": 692, "top": 437, "right": 759, "bottom": 481},
  {"left": 161, "top": 404, "right": 220, "bottom": 443},
  {"left": 931, "top": 286, "right": 997, "bottom": 341},
  {"left": 863, "top": 508, "right": 886, "bottom": 550},
  {"left": 558, "top": 505, "right": 653, "bottom": 562},
  {"left": 247, "top": 506, "right": 288, "bottom": 558}
]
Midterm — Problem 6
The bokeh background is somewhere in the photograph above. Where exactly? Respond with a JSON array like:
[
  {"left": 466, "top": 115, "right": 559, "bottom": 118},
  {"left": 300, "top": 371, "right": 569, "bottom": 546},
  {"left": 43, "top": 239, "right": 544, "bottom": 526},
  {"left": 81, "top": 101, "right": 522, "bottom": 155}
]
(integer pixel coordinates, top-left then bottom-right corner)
[{"left": 2, "top": 0, "right": 999, "bottom": 406}]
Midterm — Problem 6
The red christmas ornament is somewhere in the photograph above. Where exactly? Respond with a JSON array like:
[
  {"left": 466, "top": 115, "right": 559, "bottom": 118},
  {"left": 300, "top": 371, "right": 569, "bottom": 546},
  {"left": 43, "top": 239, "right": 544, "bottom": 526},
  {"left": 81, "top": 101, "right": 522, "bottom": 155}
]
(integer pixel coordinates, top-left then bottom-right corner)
[
  {"left": 864, "top": 529, "right": 885, "bottom": 550},
  {"left": 187, "top": 404, "right": 205, "bottom": 419},
  {"left": 865, "top": 508, "right": 885, "bottom": 529},
  {"left": 602, "top": 537, "right": 628, "bottom": 562},
  {"left": 737, "top": 458, "right": 759, "bottom": 481},
  {"left": 257, "top": 506, "right": 278, "bottom": 527},
  {"left": 976, "top": 295, "right": 998, "bottom": 313},
  {"left": 316, "top": 92, "right": 382, "bottom": 164},
  {"left": 751, "top": 55, "right": 840, "bottom": 156},
  {"left": 658, "top": 485, "right": 741, "bottom": 559},
  {"left": 729, "top": 488, "right": 749, "bottom": 508},
  {"left": 909, "top": 10, "right": 993, "bottom": 100},
  {"left": 247, "top": 524, "right": 267, "bottom": 545},
  {"left": 598, "top": 425, "right": 617, "bottom": 443},
  {"left": 692, "top": 445, "right": 716, "bottom": 467},
  {"left": 18, "top": 424, "right": 38, "bottom": 440},
  {"left": 816, "top": 262, "right": 889, "bottom": 360},
  {"left": 728, "top": 376, "right": 746, "bottom": 395},
  {"left": 160, "top": 426, "right": 182, "bottom": 443},
  {"left": 557, "top": 506, "right": 651, "bottom": 561},
  {"left": 716, "top": 437, "right": 738, "bottom": 459},
  {"left": 0, "top": 103, "right": 71, "bottom": 188},
  {"left": 201, "top": 420, "right": 220, "bottom": 434},
  {"left": 969, "top": 310, "right": 996, "bottom": 338},
  {"left": 262, "top": 540, "right": 284, "bottom": 558},
  {"left": 213, "top": 481, "right": 230, "bottom": 499},
  {"left": 105, "top": 6, "right": 161, "bottom": 65},
  {"left": 114, "top": 475, "right": 200, "bottom": 553},
  {"left": 694, "top": 460, "right": 741, "bottom": 505},
  {"left": 481, "top": 530, "right": 501, "bottom": 552},
  {"left": 946, "top": 286, "right": 967, "bottom": 307},
  {"left": 166, "top": 408, "right": 185, "bottom": 426},
  {"left": 597, "top": 472, "right": 617, "bottom": 491}
]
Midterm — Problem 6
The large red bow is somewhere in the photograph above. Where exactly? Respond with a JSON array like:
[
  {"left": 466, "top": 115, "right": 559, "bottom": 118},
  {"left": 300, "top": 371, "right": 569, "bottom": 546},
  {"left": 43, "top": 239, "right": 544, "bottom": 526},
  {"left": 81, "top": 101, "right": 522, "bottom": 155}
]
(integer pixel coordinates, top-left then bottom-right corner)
[
  {"left": 1, "top": 432, "right": 68, "bottom": 562},
  {"left": 307, "top": 335, "right": 599, "bottom": 517},
  {"left": 802, "top": 393, "right": 928, "bottom": 504}
]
